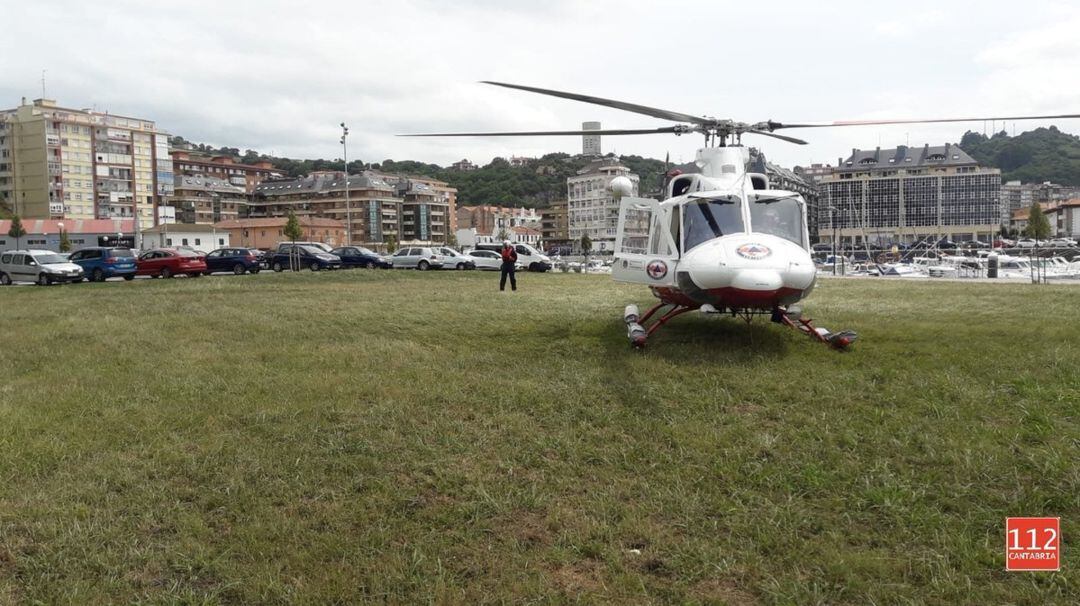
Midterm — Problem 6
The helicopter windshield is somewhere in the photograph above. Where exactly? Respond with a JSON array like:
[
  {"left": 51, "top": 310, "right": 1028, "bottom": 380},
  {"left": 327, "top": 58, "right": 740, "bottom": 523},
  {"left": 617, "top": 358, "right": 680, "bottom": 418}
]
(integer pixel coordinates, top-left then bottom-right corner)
[
  {"left": 682, "top": 195, "right": 744, "bottom": 252},
  {"left": 748, "top": 194, "right": 805, "bottom": 247}
]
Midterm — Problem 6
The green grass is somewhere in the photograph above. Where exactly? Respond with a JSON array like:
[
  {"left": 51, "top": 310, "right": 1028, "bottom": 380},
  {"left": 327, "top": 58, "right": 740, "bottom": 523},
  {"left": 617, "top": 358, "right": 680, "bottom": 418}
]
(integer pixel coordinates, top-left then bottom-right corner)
[{"left": 0, "top": 271, "right": 1077, "bottom": 604}]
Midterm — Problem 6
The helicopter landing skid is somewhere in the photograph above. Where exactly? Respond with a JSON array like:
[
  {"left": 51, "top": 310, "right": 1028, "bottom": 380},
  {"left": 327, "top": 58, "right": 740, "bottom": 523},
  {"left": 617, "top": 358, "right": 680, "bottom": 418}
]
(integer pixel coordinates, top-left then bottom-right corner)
[
  {"left": 772, "top": 307, "right": 857, "bottom": 350},
  {"left": 623, "top": 302, "right": 698, "bottom": 349}
]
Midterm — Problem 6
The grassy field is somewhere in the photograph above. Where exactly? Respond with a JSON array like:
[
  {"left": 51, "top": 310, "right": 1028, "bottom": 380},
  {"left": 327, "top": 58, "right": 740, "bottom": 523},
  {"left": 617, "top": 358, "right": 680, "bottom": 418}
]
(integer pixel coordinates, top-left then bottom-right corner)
[{"left": 0, "top": 271, "right": 1077, "bottom": 604}]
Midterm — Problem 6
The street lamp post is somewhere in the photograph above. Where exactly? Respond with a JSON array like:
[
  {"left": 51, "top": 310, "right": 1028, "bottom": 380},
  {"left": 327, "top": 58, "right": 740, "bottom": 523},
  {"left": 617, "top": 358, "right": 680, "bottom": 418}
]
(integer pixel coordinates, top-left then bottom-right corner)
[{"left": 341, "top": 123, "right": 351, "bottom": 246}]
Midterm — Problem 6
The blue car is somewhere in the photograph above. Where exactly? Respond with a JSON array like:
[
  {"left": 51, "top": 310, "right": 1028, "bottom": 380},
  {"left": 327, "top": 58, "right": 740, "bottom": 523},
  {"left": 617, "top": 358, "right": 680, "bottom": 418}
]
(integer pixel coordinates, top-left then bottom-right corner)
[
  {"left": 68, "top": 247, "right": 137, "bottom": 281},
  {"left": 204, "top": 247, "right": 262, "bottom": 275},
  {"left": 330, "top": 246, "right": 391, "bottom": 269}
]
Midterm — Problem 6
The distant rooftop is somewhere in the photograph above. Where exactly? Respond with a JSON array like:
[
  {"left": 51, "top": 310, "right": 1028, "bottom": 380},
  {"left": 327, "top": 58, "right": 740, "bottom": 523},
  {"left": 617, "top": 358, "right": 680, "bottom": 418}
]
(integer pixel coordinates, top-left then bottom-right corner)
[
  {"left": 838, "top": 144, "right": 978, "bottom": 170},
  {"left": 253, "top": 171, "right": 395, "bottom": 196}
]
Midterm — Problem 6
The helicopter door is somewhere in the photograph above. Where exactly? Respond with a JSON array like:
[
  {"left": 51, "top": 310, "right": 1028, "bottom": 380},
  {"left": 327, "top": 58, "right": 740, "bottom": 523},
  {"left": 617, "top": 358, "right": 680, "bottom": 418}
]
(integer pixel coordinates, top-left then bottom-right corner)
[{"left": 613, "top": 197, "right": 678, "bottom": 286}]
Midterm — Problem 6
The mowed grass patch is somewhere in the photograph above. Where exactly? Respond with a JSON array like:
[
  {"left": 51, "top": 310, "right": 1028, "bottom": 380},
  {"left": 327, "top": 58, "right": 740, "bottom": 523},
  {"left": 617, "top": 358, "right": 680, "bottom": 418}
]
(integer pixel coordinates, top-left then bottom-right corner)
[{"left": 0, "top": 271, "right": 1077, "bottom": 604}]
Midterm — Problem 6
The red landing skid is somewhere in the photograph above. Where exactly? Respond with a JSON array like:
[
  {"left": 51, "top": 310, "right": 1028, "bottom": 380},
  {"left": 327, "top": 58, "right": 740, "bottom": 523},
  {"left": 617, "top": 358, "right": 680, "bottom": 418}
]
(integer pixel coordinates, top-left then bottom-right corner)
[{"left": 622, "top": 302, "right": 857, "bottom": 350}]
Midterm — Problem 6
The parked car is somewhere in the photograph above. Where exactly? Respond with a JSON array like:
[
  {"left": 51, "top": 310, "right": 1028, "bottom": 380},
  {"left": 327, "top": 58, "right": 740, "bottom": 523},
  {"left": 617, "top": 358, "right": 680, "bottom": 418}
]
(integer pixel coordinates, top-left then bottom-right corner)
[
  {"left": 68, "top": 246, "right": 137, "bottom": 282},
  {"left": 330, "top": 246, "right": 391, "bottom": 269},
  {"left": 1016, "top": 238, "right": 1041, "bottom": 249},
  {"left": 961, "top": 239, "right": 989, "bottom": 249},
  {"left": 136, "top": 248, "right": 208, "bottom": 278},
  {"left": 936, "top": 239, "right": 958, "bottom": 249},
  {"left": 436, "top": 247, "right": 476, "bottom": 270},
  {"left": 466, "top": 249, "right": 503, "bottom": 271},
  {"left": 1048, "top": 237, "right": 1077, "bottom": 247},
  {"left": 0, "top": 249, "right": 85, "bottom": 285},
  {"left": 390, "top": 247, "right": 444, "bottom": 270},
  {"left": 473, "top": 242, "right": 552, "bottom": 271},
  {"left": 276, "top": 241, "right": 334, "bottom": 254},
  {"left": 204, "top": 247, "right": 262, "bottom": 275},
  {"left": 248, "top": 249, "right": 270, "bottom": 269},
  {"left": 271, "top": 244, "right": 342, "bottom": 271},
  {"left": 993, "top": 238, "right": 1015, "bottom": 248}
]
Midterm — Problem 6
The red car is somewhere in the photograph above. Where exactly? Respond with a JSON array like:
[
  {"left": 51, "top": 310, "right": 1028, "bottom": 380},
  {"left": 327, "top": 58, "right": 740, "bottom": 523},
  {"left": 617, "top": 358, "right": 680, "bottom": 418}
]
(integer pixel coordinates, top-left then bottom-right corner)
[{"left": 136, "top": 248, "right": 207, "bottom": 278}]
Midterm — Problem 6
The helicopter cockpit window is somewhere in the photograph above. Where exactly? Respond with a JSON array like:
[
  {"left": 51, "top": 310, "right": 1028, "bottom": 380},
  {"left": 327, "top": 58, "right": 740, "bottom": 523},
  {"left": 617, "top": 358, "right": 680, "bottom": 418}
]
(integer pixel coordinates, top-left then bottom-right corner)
[
  {"left": 748, "top": 194, "right": 805, "bottom": 247},
  {"left": 682, "top": 196, "right": 744, "bottom": 252}
]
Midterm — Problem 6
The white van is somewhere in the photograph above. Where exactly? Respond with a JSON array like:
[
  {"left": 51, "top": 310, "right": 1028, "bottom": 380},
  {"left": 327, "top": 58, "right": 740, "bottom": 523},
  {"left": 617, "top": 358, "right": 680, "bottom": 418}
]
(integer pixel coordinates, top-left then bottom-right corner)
[{"left": 473, "top": 242, "right": 552, "bottom": 272}]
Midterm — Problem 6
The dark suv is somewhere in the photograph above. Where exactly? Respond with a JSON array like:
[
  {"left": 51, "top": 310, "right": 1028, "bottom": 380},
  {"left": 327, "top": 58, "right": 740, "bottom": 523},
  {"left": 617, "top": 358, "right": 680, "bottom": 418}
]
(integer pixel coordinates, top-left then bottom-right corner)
[{"left": 271, "top": 245, "right": 342, "bottom": 272}]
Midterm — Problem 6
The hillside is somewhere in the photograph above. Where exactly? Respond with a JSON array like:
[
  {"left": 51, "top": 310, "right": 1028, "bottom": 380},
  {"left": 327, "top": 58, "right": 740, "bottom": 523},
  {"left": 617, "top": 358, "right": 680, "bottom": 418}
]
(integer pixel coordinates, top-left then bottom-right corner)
[
  {"left": 960, "top": 126, "right": 1080, "bottom": 185},
  {"left": 169, "top": 136, "right": 667, "bottom": 208}
]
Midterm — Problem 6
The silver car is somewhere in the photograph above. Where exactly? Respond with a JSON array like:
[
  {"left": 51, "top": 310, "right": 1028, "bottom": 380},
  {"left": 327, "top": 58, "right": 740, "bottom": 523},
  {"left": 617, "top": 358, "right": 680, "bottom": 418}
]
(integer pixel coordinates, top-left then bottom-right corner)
[
  {"left": 466, "top": 249, "right": 503, "bottom": 271},
  {"left": 437, "top": 247, "right": 477, "bottom": 270},
  {"left": 0, "top": 249, "right": 85, "bottom": 285},
  {"left": 390, "top": 247, "right": 445, "bottom": 271}
]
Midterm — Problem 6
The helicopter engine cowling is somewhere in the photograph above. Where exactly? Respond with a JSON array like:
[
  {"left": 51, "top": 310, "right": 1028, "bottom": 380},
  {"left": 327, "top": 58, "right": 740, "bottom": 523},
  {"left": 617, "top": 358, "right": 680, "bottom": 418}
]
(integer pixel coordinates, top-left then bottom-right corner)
[{"left": 678, "top": 234, "right": 816, "bottom": 309}]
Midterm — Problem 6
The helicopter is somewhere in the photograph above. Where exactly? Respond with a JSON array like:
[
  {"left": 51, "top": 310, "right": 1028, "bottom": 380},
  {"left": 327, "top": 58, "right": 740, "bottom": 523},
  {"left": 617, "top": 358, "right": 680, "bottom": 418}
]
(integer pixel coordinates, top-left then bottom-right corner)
[{"left": 404, "top": 81, "right": 1080, "bottom": 349}]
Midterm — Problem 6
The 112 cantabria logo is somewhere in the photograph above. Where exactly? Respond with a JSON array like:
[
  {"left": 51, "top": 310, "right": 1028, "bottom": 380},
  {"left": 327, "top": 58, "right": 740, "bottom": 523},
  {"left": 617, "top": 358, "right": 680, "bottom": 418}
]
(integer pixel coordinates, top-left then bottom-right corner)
[{"left": 1006, "top": 517, "right": 1061, "bottom": 571}]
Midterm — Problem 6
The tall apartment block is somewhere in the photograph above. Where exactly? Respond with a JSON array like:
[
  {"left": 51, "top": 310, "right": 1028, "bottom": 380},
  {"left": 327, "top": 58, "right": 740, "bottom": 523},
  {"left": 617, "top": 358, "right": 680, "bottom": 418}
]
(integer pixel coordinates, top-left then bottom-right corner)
[
  {"left": 566, "top": 157, "right": 639, "bottom": 252},
  {"left": 582, "top": 121, "right": 602, "bottom": 157},
  {"left": 0, "top": 98, "right": 173, "bottom": 230},
  {"left": 818, "top": 143, "right": 1001, "bottom": 245}
]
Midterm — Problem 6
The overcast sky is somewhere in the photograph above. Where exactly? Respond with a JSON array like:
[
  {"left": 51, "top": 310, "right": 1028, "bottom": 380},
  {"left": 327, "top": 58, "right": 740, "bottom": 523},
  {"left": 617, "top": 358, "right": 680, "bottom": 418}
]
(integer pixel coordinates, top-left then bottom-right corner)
[{"left": 3, "top": 0, "right": 1079, "bottom": 170}]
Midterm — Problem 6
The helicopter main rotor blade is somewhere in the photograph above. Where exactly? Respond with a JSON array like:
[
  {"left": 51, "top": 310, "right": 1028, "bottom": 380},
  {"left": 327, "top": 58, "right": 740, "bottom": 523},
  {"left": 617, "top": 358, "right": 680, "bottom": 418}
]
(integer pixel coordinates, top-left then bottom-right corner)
[
  {"left": 745, "top": 129, "right": 808, "bottom": 145},
  {"left": 481, "top": 81, "right": 711, "bottom": 126},
  {"left": 767, "top": 113, "right": 1080, "bottom": 130},
  {"left": 399, "top": 126, "right": 684, "bottom": 137}
]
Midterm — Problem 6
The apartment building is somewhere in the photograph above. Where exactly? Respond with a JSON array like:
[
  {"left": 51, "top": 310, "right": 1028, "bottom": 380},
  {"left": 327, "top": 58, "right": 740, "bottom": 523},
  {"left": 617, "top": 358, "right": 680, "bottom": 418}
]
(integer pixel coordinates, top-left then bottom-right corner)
[
  {"left": 818, "top": 144, "right": 1001, "bottom": 245},
  {"left": 251, "top": 171, "right": 403, "bottom": 248},
  {"left": 456, "top": 205, "right": 540, "bottom": 237},
  {"left": 0, "top": 114, "right": 12, "bottom": 212},
  {"left": 171, "top": 175, "right": 250, "bottom": 225},
  {"left": 540, "top": 200, "right": 569, "bottom": 247},
  {"left": 0, "top": 98, "right": 173, "bottom": 230},
  {"left": 567, "top": 158, "right": 639, "bottom": 251},
  {"left": 1045, "top": 200, "right": 1080, "bottom": 237},
  {"left": 380, "top": 173, "right": 458, "bottom": 242},
  {"left": 171, "top": 150, "right": 282, "bottom": 194}
]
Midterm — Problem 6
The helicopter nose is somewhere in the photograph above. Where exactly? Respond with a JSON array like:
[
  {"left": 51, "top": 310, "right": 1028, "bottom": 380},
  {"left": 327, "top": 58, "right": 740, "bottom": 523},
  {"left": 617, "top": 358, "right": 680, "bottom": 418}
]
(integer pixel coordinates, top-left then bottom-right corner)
[{"left": 731, "top": 268, "right": 783, "bottom": 291}]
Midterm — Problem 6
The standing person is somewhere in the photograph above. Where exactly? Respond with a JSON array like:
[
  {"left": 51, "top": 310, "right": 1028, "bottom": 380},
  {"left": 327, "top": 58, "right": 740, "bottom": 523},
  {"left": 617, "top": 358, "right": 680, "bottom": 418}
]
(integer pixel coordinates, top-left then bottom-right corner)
[{"left": 499, "top": 240, "right": 518, "bottom": 292}]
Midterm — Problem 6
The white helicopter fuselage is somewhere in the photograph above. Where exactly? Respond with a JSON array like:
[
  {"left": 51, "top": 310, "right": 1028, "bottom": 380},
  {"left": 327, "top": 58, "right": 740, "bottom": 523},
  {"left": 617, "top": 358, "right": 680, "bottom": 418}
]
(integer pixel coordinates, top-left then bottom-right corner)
[{"left": 612, "top": 146, "right": 816, "bottom": 311}]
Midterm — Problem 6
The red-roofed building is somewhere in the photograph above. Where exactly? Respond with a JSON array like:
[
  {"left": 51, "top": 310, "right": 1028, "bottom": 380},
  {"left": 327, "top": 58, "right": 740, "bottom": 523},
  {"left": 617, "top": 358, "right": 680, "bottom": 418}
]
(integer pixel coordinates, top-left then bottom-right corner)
[{"left": 0, "top": 218, "right": 135, "bottom": 251}]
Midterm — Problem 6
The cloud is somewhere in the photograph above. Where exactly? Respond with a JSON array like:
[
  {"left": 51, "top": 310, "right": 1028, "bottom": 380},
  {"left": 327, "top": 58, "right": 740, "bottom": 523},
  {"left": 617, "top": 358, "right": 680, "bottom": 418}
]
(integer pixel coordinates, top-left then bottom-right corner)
[{"left": 2, "top": 0, "right": 1079, "bottom": 171}]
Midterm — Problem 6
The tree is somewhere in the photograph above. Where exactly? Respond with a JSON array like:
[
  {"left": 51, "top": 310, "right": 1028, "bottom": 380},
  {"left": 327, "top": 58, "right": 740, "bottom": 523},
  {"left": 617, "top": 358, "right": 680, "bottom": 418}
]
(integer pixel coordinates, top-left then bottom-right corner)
[
  {"left": 384, "top": 234, "right": 397, "bottom": 253},
  {"left": 7, "top": 215, "right": 26, "bottom": 250},
  {"left": 59, "top": 228, "right": 71, "bottom": 253},
  {"left": 284, "top": 211, "right": 303, "bottom": 241},
  {"left": 446, "top": 232, "right": 457, "bottom": 247},
  {"left": 497, "top": 228, "right": 509, "bottom": 242},
  {"left": 580, "top": 234, "right": 592, "bottom": 255},
  {"left": 283, "top": 211, "right": 303, "bottom": 271},
  {"left": 1024, "top": 202, "right": 1051, "bottom": 240}
]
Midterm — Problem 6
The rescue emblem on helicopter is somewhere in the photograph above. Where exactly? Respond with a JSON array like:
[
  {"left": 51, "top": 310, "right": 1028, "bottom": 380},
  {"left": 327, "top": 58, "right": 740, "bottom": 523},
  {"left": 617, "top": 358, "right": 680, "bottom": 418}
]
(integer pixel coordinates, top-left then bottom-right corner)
[
  {"left": 736, "top": 243, "right": 772, "bottom": 260},
  {"left": 646, "top": 260, "right": 668, "bottom": 279}
]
